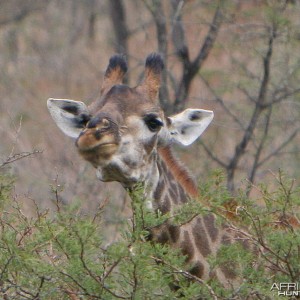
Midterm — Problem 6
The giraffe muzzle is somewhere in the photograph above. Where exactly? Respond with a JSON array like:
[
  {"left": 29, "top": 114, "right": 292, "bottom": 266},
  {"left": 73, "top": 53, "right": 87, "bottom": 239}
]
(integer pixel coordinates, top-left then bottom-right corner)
[
  {"left": 75, "top": 117, "right": 119, "bottom": 158},
  {"left": 76, "top": 128, "right": 119, "bottom": 166}
]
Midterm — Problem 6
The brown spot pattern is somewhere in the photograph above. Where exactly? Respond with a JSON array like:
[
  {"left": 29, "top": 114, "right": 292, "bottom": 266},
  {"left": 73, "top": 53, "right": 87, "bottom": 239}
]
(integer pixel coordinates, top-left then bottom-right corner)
[
  {"left": 160, "top": 195, "right": 171, "bottom": 214},
  {"left": 203, "top": 214, "right": 219, "bottom": 243},
  {"left": 189, "top": 262, "right": 205, "bottom": 278},
  {"left": 221, "top": 234, "right": 231, "bottom": 245},
  {"left": 220, "top": 263, "right": 236, "bottom": 279},
  {"left": 153, "top": 178, "right": 164, "bottom": 201},
  {"left": 156, "top": 231, "right": 169, "bottom": 244},
  {"left": 168, "top": 225, "right": 180, "bottom": 243},
  {"left": 193, "top": 221, "right": 211, "bottom": 257},
  {"left": 180, "top": 231, "right": 194, "bottom": 261}
]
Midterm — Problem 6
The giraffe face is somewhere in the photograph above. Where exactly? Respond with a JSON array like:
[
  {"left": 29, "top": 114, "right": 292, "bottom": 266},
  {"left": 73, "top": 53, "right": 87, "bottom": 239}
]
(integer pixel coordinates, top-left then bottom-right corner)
[
  {"left": 47, "top": 54, "right": 214, "bottom": 187},
  {"left": 78, "top": 84, "right": 166, "bottom": 185}
]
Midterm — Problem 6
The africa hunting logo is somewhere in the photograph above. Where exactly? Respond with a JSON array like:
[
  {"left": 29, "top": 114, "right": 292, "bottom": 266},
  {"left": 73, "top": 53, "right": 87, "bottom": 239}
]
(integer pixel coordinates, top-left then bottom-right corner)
[{"left": 271, "top": 283, "right": 300, "bottom": 297}]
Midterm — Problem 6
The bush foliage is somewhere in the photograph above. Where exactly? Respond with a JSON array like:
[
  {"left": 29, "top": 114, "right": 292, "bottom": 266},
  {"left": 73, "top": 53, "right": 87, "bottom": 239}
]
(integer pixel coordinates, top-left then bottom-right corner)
[{"left": 0, "top": 170, "right": 299, "bottom": 299}]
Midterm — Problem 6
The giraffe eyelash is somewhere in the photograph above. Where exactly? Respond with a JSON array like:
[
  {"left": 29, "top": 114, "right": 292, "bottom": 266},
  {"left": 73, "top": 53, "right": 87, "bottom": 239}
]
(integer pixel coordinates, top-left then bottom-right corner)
[{"left": 143, "top": 114, "right": 164, "bottom": 132}]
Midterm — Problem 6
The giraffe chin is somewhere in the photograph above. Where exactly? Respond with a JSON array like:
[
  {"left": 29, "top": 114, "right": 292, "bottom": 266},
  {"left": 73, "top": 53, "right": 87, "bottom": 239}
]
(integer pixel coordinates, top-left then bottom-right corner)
[{"left": 96, "top": 166, "right": 139, "bottom": 187}]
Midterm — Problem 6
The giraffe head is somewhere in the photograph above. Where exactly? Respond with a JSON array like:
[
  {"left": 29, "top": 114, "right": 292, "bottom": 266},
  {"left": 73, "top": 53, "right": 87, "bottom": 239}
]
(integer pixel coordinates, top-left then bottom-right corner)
[{"left": 47, "top": 53, "right": 213, "bottom": 187}]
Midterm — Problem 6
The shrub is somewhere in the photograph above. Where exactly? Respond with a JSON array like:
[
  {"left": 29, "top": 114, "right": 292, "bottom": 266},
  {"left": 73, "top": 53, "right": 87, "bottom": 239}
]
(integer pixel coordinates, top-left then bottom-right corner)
[{"left": 0, "top": 170, "right": 299, "bottom": 299}]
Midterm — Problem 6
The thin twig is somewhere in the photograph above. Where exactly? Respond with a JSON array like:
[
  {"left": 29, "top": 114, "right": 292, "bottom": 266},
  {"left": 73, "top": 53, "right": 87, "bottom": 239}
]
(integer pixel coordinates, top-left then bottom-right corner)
[
  {"left": 257, "top": 129, "right": 299, "bottom": 167},
  {"left": 247, "top": 107, "right": 272, "bottom": 195},
  {"left": 199, "top": 140, "right": 228, "bottom": 168},
  {"left": 226, "top": 26, "right": 276, "bottom": 192},
  {"left": 173, "top": 0, "right": 223, "bottom": 112},
  {"left": 0, "top": 150, "right": 43, "bottom": 169},
  {"left": 200, "top": 75, "right": 245, "bottom": 130}
]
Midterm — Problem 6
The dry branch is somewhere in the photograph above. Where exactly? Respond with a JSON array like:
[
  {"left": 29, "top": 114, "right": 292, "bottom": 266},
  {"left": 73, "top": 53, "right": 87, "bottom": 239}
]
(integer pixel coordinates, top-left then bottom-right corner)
[
  {"left": 226, "top": 28, "right": 275, "bottom": 192},
  {"left": 0, "top": 150, "right": 43, "bottom": 169},
  {"left": 172, "top": 1, "right": 223, "bottom": 112},
  {"left": 0, "top": 0, "right": 49, "bottom": 27},
  {"left": 109, "top": 0, "right": 129, "bottom": 56}
]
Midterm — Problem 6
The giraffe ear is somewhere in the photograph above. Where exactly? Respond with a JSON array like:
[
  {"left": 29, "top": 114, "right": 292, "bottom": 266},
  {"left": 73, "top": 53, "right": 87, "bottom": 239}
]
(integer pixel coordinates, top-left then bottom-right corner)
[
  {"left": 168, "top": 109, "right": 214, "bottom": 146},
  {"left": 47, "top": 98, "right": 91, "bottom": 139}
]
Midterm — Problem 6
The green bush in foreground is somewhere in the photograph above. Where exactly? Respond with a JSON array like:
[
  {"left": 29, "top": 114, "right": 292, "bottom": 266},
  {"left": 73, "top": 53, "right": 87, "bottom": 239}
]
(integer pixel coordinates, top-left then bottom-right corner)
[{"left": 0, "top": 170, "right": 299, "bottom": 299}]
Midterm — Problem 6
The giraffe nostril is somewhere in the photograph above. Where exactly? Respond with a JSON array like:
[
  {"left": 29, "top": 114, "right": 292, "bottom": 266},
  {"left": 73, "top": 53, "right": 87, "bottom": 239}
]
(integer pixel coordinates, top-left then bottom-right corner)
[
  {"left": 87, "top": 116, "right": 111, "bottom": 129},
  {"left": 102, "top": 118, "right": 110, "bottom": 128},
  {"left": 94, "top": 128, "right": 101, "bottom": 140}
]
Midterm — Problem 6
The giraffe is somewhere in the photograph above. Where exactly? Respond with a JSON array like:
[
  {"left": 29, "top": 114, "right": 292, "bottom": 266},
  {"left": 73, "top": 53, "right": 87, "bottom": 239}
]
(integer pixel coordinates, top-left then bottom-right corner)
[{"left": 47, "top": 53, "right": 241, "bottom": 286}]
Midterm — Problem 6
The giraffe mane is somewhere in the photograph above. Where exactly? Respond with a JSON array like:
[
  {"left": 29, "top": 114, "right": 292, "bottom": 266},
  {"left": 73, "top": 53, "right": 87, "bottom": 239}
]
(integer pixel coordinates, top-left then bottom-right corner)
[{"left": 158, "top": 146, "right": 199, "bottom": 198}]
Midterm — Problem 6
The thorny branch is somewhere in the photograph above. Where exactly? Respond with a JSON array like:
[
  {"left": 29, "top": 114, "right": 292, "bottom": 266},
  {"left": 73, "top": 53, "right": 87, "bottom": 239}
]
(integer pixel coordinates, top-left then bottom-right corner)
[
  {"left": 60, "top": 271, "right": 103, "bottom": 299},
  {"left": 227, "top": 214, "right": 297, "bottom": 280}
]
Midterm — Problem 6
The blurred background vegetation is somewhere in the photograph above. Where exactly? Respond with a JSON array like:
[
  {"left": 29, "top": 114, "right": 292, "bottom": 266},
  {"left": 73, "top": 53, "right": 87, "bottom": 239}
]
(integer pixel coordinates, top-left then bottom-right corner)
[{"left": 0, "top": 0, "right": 299, "bottom": 242}]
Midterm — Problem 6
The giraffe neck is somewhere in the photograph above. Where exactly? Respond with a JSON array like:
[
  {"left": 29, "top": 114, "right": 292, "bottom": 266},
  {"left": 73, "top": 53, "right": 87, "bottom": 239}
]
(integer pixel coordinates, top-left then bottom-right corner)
[
  {"left": 143, "top": 145, "right": 239, "bottom": 285},
  {"left": 150, "top": 146, "right": 198, "bottom": 213}
]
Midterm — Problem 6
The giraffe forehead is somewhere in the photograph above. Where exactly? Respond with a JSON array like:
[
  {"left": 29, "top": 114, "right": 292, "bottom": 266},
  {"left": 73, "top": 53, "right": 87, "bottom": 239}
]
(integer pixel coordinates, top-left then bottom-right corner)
[{"left": 100, "top": 84, "right": 161, "bottom": 117}]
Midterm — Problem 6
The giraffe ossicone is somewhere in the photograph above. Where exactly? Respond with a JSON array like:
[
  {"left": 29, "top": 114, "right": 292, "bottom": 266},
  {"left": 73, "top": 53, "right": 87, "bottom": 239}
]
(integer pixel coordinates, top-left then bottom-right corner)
[{"left": 47, "top": 53, "right": 240, "bottom": 284}]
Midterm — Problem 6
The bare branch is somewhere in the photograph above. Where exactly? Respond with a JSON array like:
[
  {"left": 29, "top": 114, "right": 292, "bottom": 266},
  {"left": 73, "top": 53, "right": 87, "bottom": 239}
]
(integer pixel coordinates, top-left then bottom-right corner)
[
  {"left": 226, "top": 27, "right": 276, "bottom": 192},
  {"left": 247, "top": 107, "right": 272, "bottom": 195},
  {"left": 231, "top": 55, "right": 261, "bottom": 82},
  {"left": 128, "top": 20, "right": 153, "bottom": 36},
  {"left": 257, "top": 129, "right": 299, "bottom": 168},
  {"left": 173, "top": 1, "right": 223, "bottom": 112},
  {"left": 0, "top": 0, "right": 49, "bottom": 27},
  {"left": 200, "top": 75, "right": 245, "bottom": 130},
  {"left": 237, "top": 84, "right": 257, "bottom": 105},
  {"left": 0, "top": 150, "right": 43, "bottom": 169},
  {"left": 199, "top": 141, "right": 227, "bottom": 168},
  {"left": 171, "top": 0, "right": 187, "bottom": 60},
  {"left": 267, "top": 87, "right": 300, "bottom": 107},
  {"left": 109, "top": 0, "right": 129, "bottom": 55}
]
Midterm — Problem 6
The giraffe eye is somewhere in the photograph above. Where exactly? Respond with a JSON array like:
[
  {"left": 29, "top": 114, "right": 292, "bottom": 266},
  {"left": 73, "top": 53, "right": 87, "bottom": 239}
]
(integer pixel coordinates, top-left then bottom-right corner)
[{"left": 144, "top": 114, "right": 163, "bottom": 132}]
